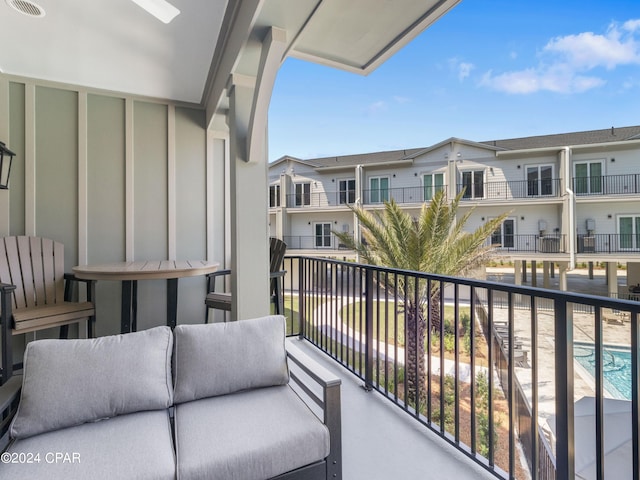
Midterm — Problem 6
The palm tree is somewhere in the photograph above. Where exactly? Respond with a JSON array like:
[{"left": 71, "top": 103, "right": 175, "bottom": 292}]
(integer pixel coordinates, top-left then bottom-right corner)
[{"left": 335, "top": 189, "right": 508, "bottom": 407}]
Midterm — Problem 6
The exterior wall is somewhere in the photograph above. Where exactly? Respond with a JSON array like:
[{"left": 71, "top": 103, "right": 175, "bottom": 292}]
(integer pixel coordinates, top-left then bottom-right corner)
[
  {"left": 4, "top": 77, "right": 209, "bottom": 352},
  {"left": 268, "top": 136, "right": 640, "bottom": 267}
]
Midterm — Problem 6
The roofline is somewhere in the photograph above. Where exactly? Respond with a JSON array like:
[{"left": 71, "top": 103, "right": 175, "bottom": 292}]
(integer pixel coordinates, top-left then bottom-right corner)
[
  {"left": 403, "top": 137, "right": 505, "bottom": 159},
  {"left": 316, "top": 159, "right": 414, "bottom": 172},
  {"left": 495, "top": 138, "right": 640, "bottom": 157}
]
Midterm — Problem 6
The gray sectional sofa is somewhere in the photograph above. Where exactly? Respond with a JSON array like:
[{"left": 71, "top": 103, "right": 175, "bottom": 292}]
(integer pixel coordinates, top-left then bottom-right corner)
[{"left": 0, "top": 315, "right": 342, "bottom": 480}]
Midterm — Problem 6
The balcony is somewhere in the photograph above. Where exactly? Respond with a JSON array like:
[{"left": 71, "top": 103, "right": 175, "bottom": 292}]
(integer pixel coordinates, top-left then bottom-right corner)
[
  {"left": 282, "top": 256, "right": 640, "bottom": 480},
  {"left": 489, "top": 234, "right": 567, "bottom": 254},
  {"left": 573, "top": 174, "right": 640, "bottom": 196},
  {"left": 457, "top": 179, "right": 562, "bottom": 201},
  {"left": 577, "top": 234, "right": 640, "bottom": 254},
  {"left": 284, "top": 234, "right": 352, "bottom": 251},
  {"left": 283, "top": 187, "right": 446, "bottom": 209}
]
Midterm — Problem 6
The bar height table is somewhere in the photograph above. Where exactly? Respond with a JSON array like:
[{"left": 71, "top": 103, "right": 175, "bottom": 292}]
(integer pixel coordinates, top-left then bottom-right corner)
[{"left": 73, "top": 260, "right": 219, "bottom": 333}]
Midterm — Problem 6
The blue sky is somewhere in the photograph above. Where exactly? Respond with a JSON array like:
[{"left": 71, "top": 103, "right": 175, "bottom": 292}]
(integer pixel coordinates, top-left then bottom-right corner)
[{"left": 268, "top": 0, "right": 640, "bottom": 162}]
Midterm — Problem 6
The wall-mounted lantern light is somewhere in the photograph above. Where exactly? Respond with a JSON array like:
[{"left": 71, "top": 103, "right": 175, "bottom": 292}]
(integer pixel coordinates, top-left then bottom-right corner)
[{"left": 0, "top": 142, "right": 16, "bottom": 189}]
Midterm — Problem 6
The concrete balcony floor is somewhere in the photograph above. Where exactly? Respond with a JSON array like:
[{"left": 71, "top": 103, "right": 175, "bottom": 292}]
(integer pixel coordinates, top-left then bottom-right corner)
[{"left": 291, "top": 338, "right": 497, "bottom": 480}]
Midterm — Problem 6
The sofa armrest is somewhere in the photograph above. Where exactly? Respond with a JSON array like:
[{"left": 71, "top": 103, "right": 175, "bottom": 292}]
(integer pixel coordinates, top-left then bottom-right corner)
[
  {"left": 286, "top": 339, "right": 342, "bottom": 480},
  {"left": 0, "top": 375, "right": 22, "bottom": 452}
]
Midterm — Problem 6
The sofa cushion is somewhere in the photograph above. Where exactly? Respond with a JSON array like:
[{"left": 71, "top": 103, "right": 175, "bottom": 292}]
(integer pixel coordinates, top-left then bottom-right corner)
[
  {"left": 1, "top": 410, "right": 176, "bottom": 480},
  {"left": 173, "top": 315, "right": 289, "bottom": 403},
  {"left": 10, "top": 326, "right": 174, "bottom": 439},
  {"left": 174, "top": 385, "right": 330, "bottom": 480}
]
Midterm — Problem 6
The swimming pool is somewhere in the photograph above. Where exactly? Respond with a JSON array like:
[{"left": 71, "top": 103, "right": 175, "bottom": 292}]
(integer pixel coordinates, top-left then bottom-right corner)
[{"left": 574, "top": 344, "right": 631, "bottom": 400}]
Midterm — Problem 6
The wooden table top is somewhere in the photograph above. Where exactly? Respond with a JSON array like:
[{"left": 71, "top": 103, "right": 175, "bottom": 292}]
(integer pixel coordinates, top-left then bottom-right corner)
[{"left": 73, "top": 260, "right": 219, "bottom": 281}]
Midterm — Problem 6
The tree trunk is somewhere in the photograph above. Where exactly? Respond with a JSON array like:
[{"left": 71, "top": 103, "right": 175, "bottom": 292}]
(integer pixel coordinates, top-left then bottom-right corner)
[
  {"left": 405, "top": 300, "right": 426, "bottom": 409},
  {"left": 429, "top": 291, "right": 441, "bottom": 332}
]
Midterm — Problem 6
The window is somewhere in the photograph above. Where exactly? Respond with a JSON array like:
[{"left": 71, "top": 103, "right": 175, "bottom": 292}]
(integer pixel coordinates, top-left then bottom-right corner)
[
  {"left": 269, "top": 185, "right": 280, "bottom": 207},
  {"left": 491, "top": 218, "right": 515, "bottom": 248},
  {"left": 295, "top": 183, "right": 311, "bottom": 206},
  {"left": 619, "top": 216, "right": 640, "bottom": 250},
  {"left": 315, "top": 223, "right": 332, "bottom": 248},
  {"left": 369, "top": 177, "right": 389, "bottom": 203},
  {"left": 461, "top": 171, "right": 484, "bottom": 199},
  {"left": 339, "top": 179, "right": 356, "bottom": 204},
  {"left": 527, "top": 165, "right": 554, "bottom": 196},
  {"left": 423, "top": 173, "right": 444, "bottom": 200},
  {"left": 574, "top": 161, "right": 603, "bottom": 195}
]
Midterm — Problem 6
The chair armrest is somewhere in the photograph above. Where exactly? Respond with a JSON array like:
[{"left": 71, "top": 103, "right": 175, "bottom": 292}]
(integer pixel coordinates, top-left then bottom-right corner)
[
  {"left": 206, "top": 269, "right": 231, "bottom": 279},
  {"left": 63, "top": 273, "right": 96, "bottom": 303},
  {"left": 270, "top": 270, "right": 287, "bottom": 279},
  {"left": 206, "top": 270, "right": 231, "bottom": 293},
  {"left": 0, "top": 374, "right": 22, "bottom": 452},
  {"left": 286, "top": 338, "right": 342, "bottom": 480}
]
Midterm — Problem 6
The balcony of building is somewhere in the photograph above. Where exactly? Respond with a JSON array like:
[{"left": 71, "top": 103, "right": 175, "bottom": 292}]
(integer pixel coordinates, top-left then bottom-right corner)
[
  {"left": 457, "top": 179, "right": 562, "bottom": 202},
  {"left": 573, "top": 174, "right": 640, "bottom": 197},
  {"left": 280, "top": 256, "right": 640, "bottom": 480}
]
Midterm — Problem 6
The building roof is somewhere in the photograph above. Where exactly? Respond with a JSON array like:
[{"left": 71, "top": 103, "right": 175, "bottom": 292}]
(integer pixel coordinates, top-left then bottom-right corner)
[
  {"left": 272, "top": 125, "right": 640, "bottom": 169},
  {"left": 480, "top": 125, "right": 640, "bottom": 150}
]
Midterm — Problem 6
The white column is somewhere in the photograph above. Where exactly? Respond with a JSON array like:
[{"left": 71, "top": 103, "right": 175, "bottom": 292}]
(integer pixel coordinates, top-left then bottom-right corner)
[
  {"left": 226, "top": 26, "right": 286, "bottom": 321},
  {"left": 606, "top": 261, "right": 618, "bottom": 298},
  {"left": 543, "top": 261, "right": 551, "bottom": 289},
  {"left": 228, "top": 74, "right": 269, "bottom": 320},
  {"left": 558, "top": 262, "right": 568, "bottom": 291},
  {"left": 514, "top": 260, "right": 522, "bottom": 286}
]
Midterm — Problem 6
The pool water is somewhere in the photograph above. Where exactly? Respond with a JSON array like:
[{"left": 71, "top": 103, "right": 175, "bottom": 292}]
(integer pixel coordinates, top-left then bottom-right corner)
[{"left": 574, "top": 345, "right": 631, "bottom": 400}]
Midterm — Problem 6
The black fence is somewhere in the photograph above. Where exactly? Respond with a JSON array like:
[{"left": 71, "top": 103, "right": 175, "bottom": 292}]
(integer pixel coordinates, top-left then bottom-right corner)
[{"left": 281, "top": 256, "right": 640, "bottom": 480}]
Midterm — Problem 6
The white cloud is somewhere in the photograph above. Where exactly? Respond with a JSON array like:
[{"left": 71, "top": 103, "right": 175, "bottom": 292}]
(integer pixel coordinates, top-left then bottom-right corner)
[
  {"left": 448, "top": 57, "right": 475, "bottom": 82},
  {"left": 481, "top": 18, "right": 640, "bottom": 94},
  {"left": 367, "top": 100, "right": 387, "bottom": 115},
  {"left": 393, "top": 95, "right": 410, "bottom": 104}
]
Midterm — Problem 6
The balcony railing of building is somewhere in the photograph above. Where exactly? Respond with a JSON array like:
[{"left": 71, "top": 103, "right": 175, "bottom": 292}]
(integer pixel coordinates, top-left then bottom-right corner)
[
  {"left": 280, "top": 256, "right": 640, "bottom": 480},
  {"left": 488, "top": 234, "right": 567, "bottom": 253},
  {"left": 283, "top": 234, "right": 353, "bottom": 250},
  {"left": 282, "top": 187, "right": 447, "bottom": 209},
  {"left": 457, "top": 179, "right": 562, "bottom": 201},
  {"left": 573, "top": 174, "right": 640, "bottom": 196},
  {"left": 576, "top": 234, "right": 640, "bottom": 253}
]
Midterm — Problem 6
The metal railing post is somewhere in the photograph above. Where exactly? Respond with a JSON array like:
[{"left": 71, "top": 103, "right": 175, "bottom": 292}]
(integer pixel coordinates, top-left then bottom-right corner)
[
  {"left": 364, "top": 268, "right": 374, "bottom": 391},
  {"left": 298, "top": 257, "right": 305, "bottom": 340},
  {"left": 554, "top": 298, "right": 575, "bottom": 480}
]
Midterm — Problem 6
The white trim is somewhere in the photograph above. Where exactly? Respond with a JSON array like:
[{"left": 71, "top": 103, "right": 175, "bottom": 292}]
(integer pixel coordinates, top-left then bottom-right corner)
[
  {"left": 616, "top": 214, "right": 640, "bottom": 251},
  {"left": 313, "top": 221, "right": 332, "bottom": 249},
  {"left": 125, "top": 98, "right": 135, "bottom": 261},
  {"left": 573, "top": 158, "right": 605, "bottom": 195},
  {"left": 525, "top": 163, "right": 555, "bottom": 197},
  {"left": 167, "top": 104, "right": 176, "bottom": 260},
  {"left": 25, "top": 83, "right": 36, "bottom": 236},
  {"left": 77, "top": 91, "right": 88, "bottom": 264},
  {"left": 368, "top": 175, "right": 390, "bottom": 203},
  {"left": 0, "top": 76, "right": 9, "bottom": 236},
  {"left": 491, "top": 216, "right": 517, "bottom": 249}
]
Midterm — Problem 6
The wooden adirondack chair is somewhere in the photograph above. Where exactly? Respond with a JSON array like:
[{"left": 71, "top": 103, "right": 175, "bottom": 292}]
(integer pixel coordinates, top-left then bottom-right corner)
[
  {"left": 205, "top": 237, "right": 287, "bottom": 320},
  {"left": 0, "top": 236, "right": 96, "bottom": 383}
]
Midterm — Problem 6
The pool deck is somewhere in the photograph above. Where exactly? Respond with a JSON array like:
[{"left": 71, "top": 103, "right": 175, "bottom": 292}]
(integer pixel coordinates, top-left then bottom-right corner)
[{"left": 485, "top": 266, "right": 633, "bottom": 428}]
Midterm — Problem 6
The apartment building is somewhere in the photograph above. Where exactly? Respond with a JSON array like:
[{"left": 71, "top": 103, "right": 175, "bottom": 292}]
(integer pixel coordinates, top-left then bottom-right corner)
[{"left": 268, "top": 125, "right": 640, "bottom": 296}]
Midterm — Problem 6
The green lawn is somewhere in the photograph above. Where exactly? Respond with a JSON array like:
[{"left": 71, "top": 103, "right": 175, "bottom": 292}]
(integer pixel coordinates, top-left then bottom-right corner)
[{"left": 339, "top": 300, "right": 469, "bottom": 347}]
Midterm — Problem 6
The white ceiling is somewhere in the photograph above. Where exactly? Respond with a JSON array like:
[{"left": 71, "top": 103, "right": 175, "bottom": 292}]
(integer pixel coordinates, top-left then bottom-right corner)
[
  {"left": 0, "top": 0, "right": 460, "bottom": 106},
  {"left": 0, "top": 0, "right": 226, "bottom": 104}
]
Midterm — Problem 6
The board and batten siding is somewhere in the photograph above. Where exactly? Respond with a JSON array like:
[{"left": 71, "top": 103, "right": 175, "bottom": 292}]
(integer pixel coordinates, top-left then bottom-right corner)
[{"left": 3, "top": 77, "right": 210, "bottom": 350}]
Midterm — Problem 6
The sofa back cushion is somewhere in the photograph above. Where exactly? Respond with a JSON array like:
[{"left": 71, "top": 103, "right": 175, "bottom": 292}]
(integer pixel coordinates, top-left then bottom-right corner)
[
  {"left": 173, "top": 315, "right": 289, "bottom": 404},
  {"left": 10, "top": 326, "right": 174, "bottom": 439}
]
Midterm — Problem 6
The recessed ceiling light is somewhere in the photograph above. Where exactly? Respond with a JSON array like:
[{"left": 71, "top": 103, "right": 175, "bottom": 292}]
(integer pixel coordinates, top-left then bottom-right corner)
[
  {"left": 130, "top": 0, "right": 180, "bottom": 24},
  {"left": 5, "top": 0, "right": 45, "bottom": 17}
]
